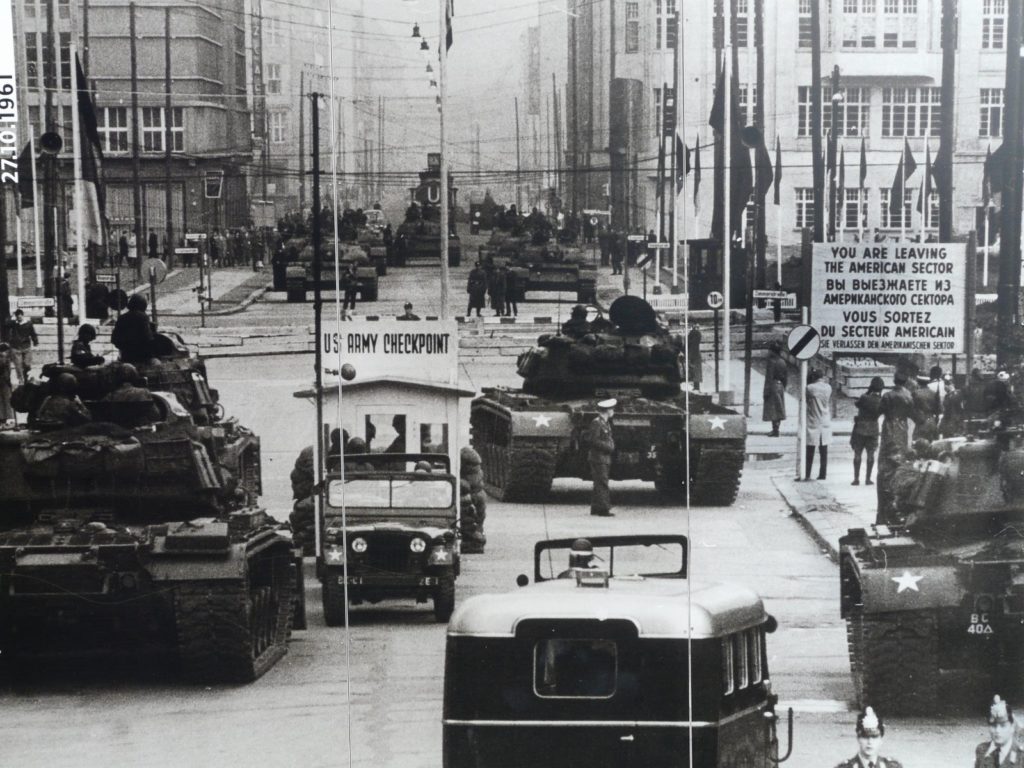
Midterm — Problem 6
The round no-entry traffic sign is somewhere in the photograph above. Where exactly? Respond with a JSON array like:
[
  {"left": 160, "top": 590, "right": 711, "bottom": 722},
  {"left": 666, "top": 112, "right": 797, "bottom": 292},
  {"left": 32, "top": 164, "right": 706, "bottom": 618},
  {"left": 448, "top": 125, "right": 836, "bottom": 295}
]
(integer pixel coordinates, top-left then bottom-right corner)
[
  {"left": 706, "top": 291, "right": 724, "bottom": 310},
  {"left": 143, "top": 258, "right": 168, "bottom": 284},
  {"left": 589, "top": 216, "right": 598, "bottom": 226},
  {"left": 787, "top": 324, "right": 820, "bottom": 360}
]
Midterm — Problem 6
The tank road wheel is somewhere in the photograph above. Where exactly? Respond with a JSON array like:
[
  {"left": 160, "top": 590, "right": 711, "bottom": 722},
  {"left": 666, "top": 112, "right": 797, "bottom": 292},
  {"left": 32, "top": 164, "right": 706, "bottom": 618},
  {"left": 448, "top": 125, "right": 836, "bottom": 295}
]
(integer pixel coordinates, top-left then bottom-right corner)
[
  {"left": 488, "top": 439, "right": 558, "bottom": 502},
  {"left": 322, "top": 576, "right": 349, "bottom": 627},
  {"left": 688, "top": 445, "right": 745, "bottom": 506},
  {"left": 859, "top": 610, "right": 939, "bottom": 714},
  {"left": 433, "top": 571, "right": 456, "bottom": 623},
  {"left": 173, "top": 548, "right": 295, "bottom": 683},
  {"left": 654, "top": 446, "right": 686, "bottom": 501}
]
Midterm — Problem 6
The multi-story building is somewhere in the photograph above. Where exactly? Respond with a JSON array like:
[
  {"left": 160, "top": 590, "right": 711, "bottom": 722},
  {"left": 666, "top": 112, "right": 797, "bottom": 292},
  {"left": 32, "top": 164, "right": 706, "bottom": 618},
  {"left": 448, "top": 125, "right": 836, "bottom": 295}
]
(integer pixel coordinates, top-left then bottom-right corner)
[
  {"left": 567, "top": 0, "right": 1010, "bottom": 269},
  {"left": 14, "top": 0, "right": 256, "bottom": 255}
]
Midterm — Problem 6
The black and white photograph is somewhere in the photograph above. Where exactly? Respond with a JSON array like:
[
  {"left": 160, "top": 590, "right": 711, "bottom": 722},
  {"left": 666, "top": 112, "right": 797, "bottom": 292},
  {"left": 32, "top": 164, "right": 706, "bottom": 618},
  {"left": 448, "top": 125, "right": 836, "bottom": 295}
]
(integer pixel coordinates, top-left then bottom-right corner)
[{"left": 0, "top": 0, "right": 1023, "bottom": 765}]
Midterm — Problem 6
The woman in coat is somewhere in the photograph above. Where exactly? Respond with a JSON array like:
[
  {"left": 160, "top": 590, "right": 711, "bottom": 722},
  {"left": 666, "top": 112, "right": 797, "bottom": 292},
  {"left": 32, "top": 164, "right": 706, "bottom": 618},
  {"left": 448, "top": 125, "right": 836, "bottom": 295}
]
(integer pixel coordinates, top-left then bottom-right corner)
[
  {"left": 762, "top": 341, "right": 788, "bottom": 436},
  {"left": 805, "top": 369, "right": 833, "bottom": 480}
]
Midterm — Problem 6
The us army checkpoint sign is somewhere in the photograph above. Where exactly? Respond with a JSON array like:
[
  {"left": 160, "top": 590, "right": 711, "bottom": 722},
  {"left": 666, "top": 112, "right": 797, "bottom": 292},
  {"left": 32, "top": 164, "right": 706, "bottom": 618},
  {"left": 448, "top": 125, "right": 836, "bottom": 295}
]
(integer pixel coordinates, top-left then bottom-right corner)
[
  {"left": 810, "top": 242, "right": 966, "bottom": 354},
  {"left": 321, "top": 319, "right": 459, "bottom": 386}
]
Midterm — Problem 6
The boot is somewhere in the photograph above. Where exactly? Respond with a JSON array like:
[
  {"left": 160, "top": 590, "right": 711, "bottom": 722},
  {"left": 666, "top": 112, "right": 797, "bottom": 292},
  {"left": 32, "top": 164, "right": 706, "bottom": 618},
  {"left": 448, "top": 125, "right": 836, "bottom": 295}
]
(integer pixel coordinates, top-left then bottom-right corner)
[
  {"left": 804, "top": 446, "right": 815, "bottom": 480},
  {"left": 852, "top": 454, "right": 861, "bottom": 485},
  {"left": 817, "top": 446, "right": 828, "bottom": 480}
]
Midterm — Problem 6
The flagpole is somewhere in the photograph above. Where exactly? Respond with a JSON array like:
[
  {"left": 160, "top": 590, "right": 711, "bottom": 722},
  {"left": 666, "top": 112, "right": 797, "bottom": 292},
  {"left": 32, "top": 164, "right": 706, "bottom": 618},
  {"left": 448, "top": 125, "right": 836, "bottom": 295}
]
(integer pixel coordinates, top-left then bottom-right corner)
[
  {"left": 723, "top": 21, "right": 732, "bottom": 397},
  {"left": 919, "top": 140, "right": 926, "bottom": 241},
  {"left": 673, "top": 7, "right": 682, "bottom": 293},
  {"left": 438, "top": 0, "right": 450, "bottom": 320},
  {"left": 838, "top": 143, "right": 844, "bottom": 242},
  {"left": 984, "top": 207, "right": 990, "bottom": 286},
  {"left": 16, "top": 216, "right": 23, "bottom": 291},
  {"left": 29, "top": 132, "right": 41, "bottom": 289},
  {"left": 70, "top": 41, "right": 86, "bottom": 319},
  {"left": 900, "top": 143, "right": 906, "bottom": 242},
  {"left": 775, "top": 135, "right": 782, "bottom": 284}
]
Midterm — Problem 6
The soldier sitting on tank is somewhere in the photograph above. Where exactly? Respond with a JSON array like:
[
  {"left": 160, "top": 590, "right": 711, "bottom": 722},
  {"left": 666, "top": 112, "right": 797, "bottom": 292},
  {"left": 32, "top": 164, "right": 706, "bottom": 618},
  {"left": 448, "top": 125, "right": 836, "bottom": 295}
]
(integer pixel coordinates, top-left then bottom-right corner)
[
  {"left": 70, "top": 324, "right": 105, "bottom": 368},
  {"left": 557, "top": 538, "right": 600, "bottom": 578},
  {"left": 985, "top": 371, "right": 1019, "bottom": 416},
  {"left": 34, "top": 372, "right": 92, "bottom": 430},
  {"left": 102, "top": 363, "right": 161, "bottom": 427},
  {"left": 562, "top": 305, "right": 591, "bottom": 339},
  {"left": 111, "top": 294, "right": 155, "bottom": 364}
]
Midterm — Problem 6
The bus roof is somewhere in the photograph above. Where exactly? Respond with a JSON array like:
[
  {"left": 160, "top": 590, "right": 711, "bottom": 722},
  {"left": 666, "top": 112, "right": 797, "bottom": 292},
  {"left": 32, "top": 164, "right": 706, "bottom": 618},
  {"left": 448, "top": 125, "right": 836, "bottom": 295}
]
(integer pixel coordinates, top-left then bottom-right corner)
[{"left": 448, "top": 578, "right": 767, "bottom": 640}]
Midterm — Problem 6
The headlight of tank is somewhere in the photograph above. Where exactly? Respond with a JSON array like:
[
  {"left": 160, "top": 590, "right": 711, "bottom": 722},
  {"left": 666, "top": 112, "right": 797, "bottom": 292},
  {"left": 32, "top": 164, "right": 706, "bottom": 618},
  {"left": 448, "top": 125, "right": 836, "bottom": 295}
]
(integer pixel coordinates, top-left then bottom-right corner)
[
  {"left": 351, "top": 537, "right": 368, "bottom": 553},
  {"left": 409, "top": 537, "right": 427, "bottom": 554}
]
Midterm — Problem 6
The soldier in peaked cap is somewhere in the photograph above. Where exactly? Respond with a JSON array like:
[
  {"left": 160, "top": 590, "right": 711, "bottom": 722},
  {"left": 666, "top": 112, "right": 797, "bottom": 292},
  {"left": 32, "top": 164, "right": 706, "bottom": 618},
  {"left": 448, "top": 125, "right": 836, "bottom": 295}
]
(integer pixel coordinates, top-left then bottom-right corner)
[
  {"left": 586, "top": 399, "right": 616, "bottom": 517},
  {"left": 974, "top": 696, "right": 1024, "bottom": 768},
  {"left": 833, "top": 707, "right": 903, "bottom": 768}
]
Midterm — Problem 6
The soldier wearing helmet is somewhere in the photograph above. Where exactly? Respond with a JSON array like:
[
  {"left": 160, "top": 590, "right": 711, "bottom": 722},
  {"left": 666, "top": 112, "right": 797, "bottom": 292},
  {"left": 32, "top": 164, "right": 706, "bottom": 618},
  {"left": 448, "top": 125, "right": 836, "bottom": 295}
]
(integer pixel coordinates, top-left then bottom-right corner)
[
  {"left": 111, "top": 293, "right": 155, "bottom": 363},
  {"left": 833, "top": 707, "right": 902, "bottom": 768},
  {"left": 70, "top": 324, "right": 105, "bottom": 368},
  {"left": 558, "top": 538, "right": 598, "bottom": 578},
  {"left": 974, "top": 696, "right": 1023, "bottom": 768},
  {"left": 103, "top": 363, "right": 160, "bottom": 426},
  {"left": 34, "top": 372, "right": 92, "bottom": 429}
]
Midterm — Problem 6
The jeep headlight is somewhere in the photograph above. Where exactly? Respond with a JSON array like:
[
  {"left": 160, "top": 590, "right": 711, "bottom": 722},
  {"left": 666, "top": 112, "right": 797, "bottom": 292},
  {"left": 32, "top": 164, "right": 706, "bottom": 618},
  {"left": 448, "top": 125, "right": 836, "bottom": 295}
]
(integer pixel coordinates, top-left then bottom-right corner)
[
  {"left": 351, "top": 537, "right": 368, "bottom": 553},
  {"left": 409, "top": 537, "right": 427, "bottom": 553}
]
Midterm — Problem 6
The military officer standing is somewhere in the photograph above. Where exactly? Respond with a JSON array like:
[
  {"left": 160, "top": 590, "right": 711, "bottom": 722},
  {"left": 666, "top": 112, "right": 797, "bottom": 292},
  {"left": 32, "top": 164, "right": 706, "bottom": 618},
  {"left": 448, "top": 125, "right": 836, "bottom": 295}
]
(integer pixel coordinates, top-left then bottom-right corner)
[
  {"left": 974, "top": 696, "right": 1023, "bottom": 768},
  {"left": 586, "top": 398, "right": 616, "bottom": 517},
  {"left": 833, "top": 707, "right": 902, "bottom": 768}
]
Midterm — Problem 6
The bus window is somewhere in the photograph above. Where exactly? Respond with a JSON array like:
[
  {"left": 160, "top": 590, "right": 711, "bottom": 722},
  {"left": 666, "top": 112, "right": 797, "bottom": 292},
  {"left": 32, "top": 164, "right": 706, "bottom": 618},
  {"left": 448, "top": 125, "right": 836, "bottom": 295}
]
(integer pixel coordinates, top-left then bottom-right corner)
[
  {"left": 721, "top": 637, "right": 734, "bottom": 695},
  {"left": 749, "top": 629, "right": 763, "bottom": 684},
  {"left": 534, "top": 639, "right": 617, "bottom": 699},
  {"left": 736, "top": 633, "right": 749, "bottom": 689}
]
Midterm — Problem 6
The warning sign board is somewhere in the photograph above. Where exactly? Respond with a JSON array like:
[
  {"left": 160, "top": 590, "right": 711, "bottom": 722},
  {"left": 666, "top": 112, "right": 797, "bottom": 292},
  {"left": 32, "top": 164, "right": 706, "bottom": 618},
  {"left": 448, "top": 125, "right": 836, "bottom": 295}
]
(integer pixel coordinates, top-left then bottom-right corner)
[
  {"left": 810, "top": 242, "right": 966, "bottom": 354},
  {"left": 320, "top": 319, "right": 459, "bottom": 386}
]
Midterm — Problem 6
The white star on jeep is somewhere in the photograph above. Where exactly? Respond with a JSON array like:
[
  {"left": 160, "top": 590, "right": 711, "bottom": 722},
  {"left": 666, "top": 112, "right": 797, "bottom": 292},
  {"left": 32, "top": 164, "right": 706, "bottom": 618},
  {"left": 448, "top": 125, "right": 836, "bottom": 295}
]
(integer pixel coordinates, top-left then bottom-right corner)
[
  {"left": 892, "top": 570, "right": 923, "bottom": 593},
  {"left": 708, "top": 416, "right": 726, "bottom": 430},
  {"left": 533, "top": 414, "right": 552, "bottom": 427},
  {"left": 327, "top": 548, "right": 344, "bottom": 563}
]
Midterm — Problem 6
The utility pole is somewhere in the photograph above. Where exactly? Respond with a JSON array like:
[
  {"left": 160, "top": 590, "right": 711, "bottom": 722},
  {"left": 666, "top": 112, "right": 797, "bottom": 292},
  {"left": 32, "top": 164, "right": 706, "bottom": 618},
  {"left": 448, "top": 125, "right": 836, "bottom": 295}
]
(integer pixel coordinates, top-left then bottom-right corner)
[
  {"left": 754, "top": 0, "right": 766, "bottom": 287},
  {"left": 553, "top": 75, "right": 562, "bottom": 200},
  {"left": 938, "top": 0, "right": 956, "bottom": 242},
  {"left": 997, "top": 0, "right": 1024, "bottom": 365},
  {"left": 129, "top": 2, "right": 142, "bottom": 279},
  {"left": 42, "top": 0, "right": 56, "bottom": 302},
  {"left": 515, "top": 96, "right": 522, "bottom": 211},
  {"left": 311, "top": 91, "right": 325, "bottom": 498},
  {"left": 828, "top": 65, "right": 840, "bottom": 242},
  {"left": 569, "top": 10, "right": 578, "bottom": 215},
  {"left": 164, "top": 7, "right": 174, "bottom": 265},
  {"left": 810, "top": 0, "right": 824, "bottom": 244},
  {"left": 299, "top": 70, "right": 305, "bottom": 213}
]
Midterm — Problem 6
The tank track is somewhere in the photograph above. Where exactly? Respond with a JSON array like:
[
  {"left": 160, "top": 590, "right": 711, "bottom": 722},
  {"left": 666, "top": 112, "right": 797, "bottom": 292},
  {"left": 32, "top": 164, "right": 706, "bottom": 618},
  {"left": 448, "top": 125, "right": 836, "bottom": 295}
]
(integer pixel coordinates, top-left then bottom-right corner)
[
  {"left": 481, "top": 437, "right": 559, "bottom": 503},
  {"left": 848, "top": 608, "right": 938, "bottom": 714},
  {"left": 172, "top": 547, "right": 295, "bottom": 683},
  {"left": 688, "top": 444, "right": 745, "bottom": 506}
]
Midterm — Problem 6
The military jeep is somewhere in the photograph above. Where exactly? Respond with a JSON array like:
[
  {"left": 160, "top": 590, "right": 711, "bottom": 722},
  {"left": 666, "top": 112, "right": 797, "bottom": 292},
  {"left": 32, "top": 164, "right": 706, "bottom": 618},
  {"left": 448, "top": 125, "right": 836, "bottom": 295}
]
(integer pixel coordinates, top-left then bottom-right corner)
[{"left": 318, "top": 453, "right": 460, "bottom": 625}]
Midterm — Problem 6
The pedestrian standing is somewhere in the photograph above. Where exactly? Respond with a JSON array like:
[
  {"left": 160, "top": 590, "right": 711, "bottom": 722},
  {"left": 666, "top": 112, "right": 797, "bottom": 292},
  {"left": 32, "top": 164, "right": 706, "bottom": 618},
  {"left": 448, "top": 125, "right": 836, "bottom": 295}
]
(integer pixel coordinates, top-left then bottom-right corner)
[
  {"left": 0, "top": 342, "right": 14, "bottom": 425},
  {"left": 586, "top": 398, "right": 616, "bottom": 517},
  {"left": 148, "top": 228, "right": 159, "bottom": 258},
  {"left": 939, "top": 375, "right": 963, "bottom": 437},
  {"left": 876, "top": 373, "right": 915, "bottom": 525},
  {"left": 503, "top": 266, "right": 519, "bottom": 317},
  {"left": 466, "top": 262, "right": 487, "bottom": 317},
  {"left": 686, "top": 327, "right": 703, "bottom": 390},
  {"left": 341, "top": 264, "right": 359, "bottom": 312},
  {"left": 832, "top": 707, "right": 903, "bottom": 768},
  {"left": 488, "top": 266, "right": 507, "bottom": 317},
  {"left": 762, "top": 341, "right": 788, "bottom": 437},
  {"left": 118, "top": 231, "right": 129, "bottom": 266},
  {"left": 974, "top": 696, "right": 1023, "bottom": 768},
  {"left": 127, "top": 231, "right": 138, "bottom": 266},
  {"left": 6, "top": 309, "right": 38, "bottom": 385},
  {"left": 611, "top": 238, "right": 623, "bottom": 275},
  {"left": 805, "top": 369, "right": 832, "bottom": 480},
  {"left": 851, "top": 376, "right": 884, "bottom": 486}
]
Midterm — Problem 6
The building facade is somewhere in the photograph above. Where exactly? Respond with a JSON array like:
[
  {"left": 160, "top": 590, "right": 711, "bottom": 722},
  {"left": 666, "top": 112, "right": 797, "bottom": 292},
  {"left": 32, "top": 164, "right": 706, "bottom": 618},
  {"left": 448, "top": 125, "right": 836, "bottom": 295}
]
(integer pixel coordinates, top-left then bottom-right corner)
[{"left": 567, "top": 0, "right": 1010, "bottom": 270}]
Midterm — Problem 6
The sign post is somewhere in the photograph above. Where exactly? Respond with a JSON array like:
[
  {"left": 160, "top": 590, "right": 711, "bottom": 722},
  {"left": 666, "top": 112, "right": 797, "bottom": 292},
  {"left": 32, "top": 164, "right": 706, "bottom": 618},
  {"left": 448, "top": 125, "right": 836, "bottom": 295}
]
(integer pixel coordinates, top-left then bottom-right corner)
[
  {"left": 707, "top": 290, "right": 724, "bottom": 393},
  {"left": 788, "top": 320, "right": 820, "bottom": 481}
]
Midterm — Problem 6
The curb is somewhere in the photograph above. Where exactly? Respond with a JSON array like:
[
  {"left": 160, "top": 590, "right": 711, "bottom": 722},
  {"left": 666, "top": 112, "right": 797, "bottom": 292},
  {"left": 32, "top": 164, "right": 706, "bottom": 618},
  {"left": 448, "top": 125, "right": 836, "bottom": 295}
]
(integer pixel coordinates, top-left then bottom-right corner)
[
  {"left": 772, "top": 475, "right": 861, "bottom": 563},
  {"left": 160, "top": 281, "right": 272, "bottom": 317}
]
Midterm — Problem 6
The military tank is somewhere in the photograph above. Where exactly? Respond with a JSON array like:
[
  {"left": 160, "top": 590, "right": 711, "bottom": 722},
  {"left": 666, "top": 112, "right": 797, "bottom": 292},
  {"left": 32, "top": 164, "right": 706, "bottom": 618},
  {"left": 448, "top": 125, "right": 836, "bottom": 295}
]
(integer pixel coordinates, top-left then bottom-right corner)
[
  {"left": 395, "top": 219, "right": 461, "bottom": 267},
  {"left": 0, "top": 343, "right": 301, "bottom": 682},
  {"left": 839, "top": 426, "right": 1024, "bottom": 713},
  {"left": 470, "top": 296, "right": 746, "bottom": 505},
  {"left": 283, "top": 239, "right": 379, "bottom": 303},
  {"left": 479, "top": 231, "right": 596, "bottom": 304}
]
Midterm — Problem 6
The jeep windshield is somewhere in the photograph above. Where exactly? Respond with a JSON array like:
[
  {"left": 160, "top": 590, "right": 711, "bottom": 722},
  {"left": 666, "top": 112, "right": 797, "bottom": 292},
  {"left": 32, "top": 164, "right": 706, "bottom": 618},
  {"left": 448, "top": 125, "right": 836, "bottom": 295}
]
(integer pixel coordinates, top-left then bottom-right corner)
[{"left": 327, "top": 478, "right": 454, "bottom": 510}]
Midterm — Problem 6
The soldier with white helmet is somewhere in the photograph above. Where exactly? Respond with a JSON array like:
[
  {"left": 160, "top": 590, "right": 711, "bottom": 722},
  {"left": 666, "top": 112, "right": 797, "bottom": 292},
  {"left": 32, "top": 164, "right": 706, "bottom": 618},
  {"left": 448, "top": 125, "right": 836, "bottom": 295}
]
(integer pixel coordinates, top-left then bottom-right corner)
[
  {"left": 974, "top": 696, "right": 1023, "bottom": 768},
  {"left": 586, "top": 398, "right": 616, "bottom": 517},
  {"left": 833, "top": 707, "right": 903, "bottom": 768}
]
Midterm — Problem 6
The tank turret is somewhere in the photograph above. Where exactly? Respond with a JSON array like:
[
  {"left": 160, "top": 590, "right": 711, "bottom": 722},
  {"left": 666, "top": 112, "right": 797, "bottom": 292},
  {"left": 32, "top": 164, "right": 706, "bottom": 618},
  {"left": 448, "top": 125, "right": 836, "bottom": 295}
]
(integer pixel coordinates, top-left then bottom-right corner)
[{"left": 517, "top": 296, "right": 686, "bottom": 399}]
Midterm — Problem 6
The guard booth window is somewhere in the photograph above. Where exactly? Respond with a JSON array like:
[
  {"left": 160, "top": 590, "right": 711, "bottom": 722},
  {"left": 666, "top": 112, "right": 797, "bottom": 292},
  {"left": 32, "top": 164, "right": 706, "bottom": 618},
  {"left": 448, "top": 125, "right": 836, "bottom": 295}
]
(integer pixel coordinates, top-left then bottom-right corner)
[
  {"left": 366, "top": 414, "right": 407, "bottom": 454},
  {"left": 420, "top": 423, "right": 449, "bottom": 455}
]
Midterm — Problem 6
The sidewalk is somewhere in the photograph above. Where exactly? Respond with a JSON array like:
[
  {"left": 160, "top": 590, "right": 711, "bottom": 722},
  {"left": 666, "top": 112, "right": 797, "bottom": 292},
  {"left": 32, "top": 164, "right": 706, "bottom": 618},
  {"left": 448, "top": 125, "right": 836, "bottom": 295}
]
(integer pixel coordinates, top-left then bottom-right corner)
[{"left": 773, "top": 472, "right": 877, "bottom": 561}]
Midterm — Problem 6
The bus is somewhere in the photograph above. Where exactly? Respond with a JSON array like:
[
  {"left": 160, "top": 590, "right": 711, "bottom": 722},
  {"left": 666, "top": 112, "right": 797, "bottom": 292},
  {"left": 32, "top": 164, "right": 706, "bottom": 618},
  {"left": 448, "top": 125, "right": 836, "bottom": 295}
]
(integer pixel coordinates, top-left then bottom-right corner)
[{"left": 442, "top": 535, "right": 792, "bottom": 768}]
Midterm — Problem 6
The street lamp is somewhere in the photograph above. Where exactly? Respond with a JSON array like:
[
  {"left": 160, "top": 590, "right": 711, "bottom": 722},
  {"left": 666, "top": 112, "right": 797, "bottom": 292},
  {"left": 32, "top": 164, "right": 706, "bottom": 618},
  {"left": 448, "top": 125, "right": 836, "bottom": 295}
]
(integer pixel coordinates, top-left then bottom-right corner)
[
  {"left": 426, "top": 62, "right": 433, "bottom": 73},
  {"left": 412, "top": 22, "right": 421, "bottom": 37},
  {"left": 420, "top": 39, "right": 430, "bottom": 51}
]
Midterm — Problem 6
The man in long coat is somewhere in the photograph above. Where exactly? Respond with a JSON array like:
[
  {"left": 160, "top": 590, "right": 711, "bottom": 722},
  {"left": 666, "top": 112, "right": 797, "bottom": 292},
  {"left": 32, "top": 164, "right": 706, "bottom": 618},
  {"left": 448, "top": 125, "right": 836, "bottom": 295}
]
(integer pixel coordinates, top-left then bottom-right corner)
[
  {"left": 876, "top": 373, "right": 916, "bottom": 524},
  {"left": 466, "top": 262, "right": 487, "bottom": 317},
  {"left": 762, "top": 341, "right": 787, "bottom": 437}
]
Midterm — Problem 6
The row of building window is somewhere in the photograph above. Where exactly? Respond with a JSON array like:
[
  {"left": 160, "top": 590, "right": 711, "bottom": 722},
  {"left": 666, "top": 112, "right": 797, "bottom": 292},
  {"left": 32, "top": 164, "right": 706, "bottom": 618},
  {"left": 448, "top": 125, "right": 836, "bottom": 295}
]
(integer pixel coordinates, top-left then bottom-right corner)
[
  {"left": 624, "top": 0, "right": 1008, "bottom": 53},
  {"left": 95, "top": 106, "right": 184, "bottom": 153},
  {"left": 792, "top": 187, "right": 937, "bottom": 230}
]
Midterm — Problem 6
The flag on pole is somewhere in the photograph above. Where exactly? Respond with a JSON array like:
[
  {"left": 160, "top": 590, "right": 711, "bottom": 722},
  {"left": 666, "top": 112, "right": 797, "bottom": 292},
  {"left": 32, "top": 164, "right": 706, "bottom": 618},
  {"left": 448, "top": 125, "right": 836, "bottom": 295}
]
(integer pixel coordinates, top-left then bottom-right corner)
[
  {"left": 838, "top": 145, "right": 846, "bottom": 196},
  {"left": 858, "top": 137, "right": 867, "bottom": 190},
  {"left": 985, "top": 141, "right": 1008, "bottom": 200},
  {"left": 16, "top": 143, "right": 34, "bottom": 207},
  {"left": 445, "top": 0, "right": 454, "bottom": 52},
  {"left": 693, "top": 136, "right": 702, "bottom": 213},
  {"left": 916, "top": 142, "right": 931, "bottom": 214},
  {"left": 982, "top": 142, "right": 993, "bottom": 207},
  {"left": 890, "top": 138, "right": 917, "bottom": 216},
  {"left": 826, "top": 129, "right": 836, "bottom": 177},
  {"left": 676, "top": 134, "right": 687, "bottom": 195},
  {"left": 773, "top": 136, "right": 782, "bottom": 205},
  {"left": 754, "top": 134, "right": 774, "bottom": 201},
  {"left": 75, "top": 54, "right": 105, "bottom": 244},
  {"left": 903, "top": 136, "right": 918, "bottom": 180},
  {"left": 708, "top": 62, "right": 752, "bottom": 242}
]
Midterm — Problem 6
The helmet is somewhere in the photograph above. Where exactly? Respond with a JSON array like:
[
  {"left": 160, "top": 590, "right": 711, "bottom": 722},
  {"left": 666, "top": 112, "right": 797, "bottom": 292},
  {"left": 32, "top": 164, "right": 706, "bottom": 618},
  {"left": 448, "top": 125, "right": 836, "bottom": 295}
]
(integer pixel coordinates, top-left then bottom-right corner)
[
  {"left": 77, "top": 323, "right": 97, "bottom": 341},
  {"left": 568, "top": 538, "right": 594, "bottom": 569},
  {"left": 855, "top": 706, "right": 884, "bottom": 738},
  {"left": 55, "top": 372, "right": 78, "bottom": 395},
  {"left": 997, "top": 371, "right": 1011, "bottom": 382},
  {"left": 346, "top": 437, "right": 368, "bottom": 454},
  {"left": 127, "top": 294, "right": 147, "bottom": 312},
  {"left": 414, "top": 460, "right": 433, "bottom": 472},
  {"left": 118, "top": 363, "right": 141, "bottom": 385}
]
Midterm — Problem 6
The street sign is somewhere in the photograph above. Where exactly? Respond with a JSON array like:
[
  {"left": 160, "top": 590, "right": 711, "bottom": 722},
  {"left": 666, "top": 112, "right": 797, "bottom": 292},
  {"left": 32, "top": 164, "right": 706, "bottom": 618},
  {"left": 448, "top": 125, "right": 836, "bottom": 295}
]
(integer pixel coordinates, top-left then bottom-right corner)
[
  {"left": 636, "top": 252, "right": 654, "bottom": 269},
  {"left": 810, "top": 242, "right": 966, "bottom": 354},
  {"left": 582, "top": 209, "right": 610, "bottom": 216},
  {"left": 647, "top": 294, "right": 688, "bottom": 312},
  {"left": 94, "top": 273, "right": 119, "bottom": 285},
  {"left": 176, "top": 247, "right": 199, "bottom": 255},
  {"left": 143, "top": 258, "right": 168, "bottom": 284},
  {"left": 752, "top": 289, "right": 788, "bottom": 300},
  {"left": 706, "top": 291, "right": 724, "bottom": 309},
  {"left": 11, "top": 296, "right": 54, "bottom": 309},
  {"left": 185, "top": 233, "right": 207, "bottom": 240},
  {"left": 787, "top": 324, "right": 820, "bottom": 360},
  {"left": 647, "top": 242, "right": 670, "bottom": 249},
  {"left": 627, "top": 234, "right": 647, "bottom": 242}
]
